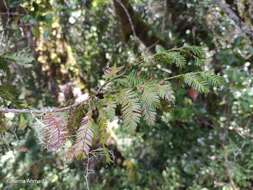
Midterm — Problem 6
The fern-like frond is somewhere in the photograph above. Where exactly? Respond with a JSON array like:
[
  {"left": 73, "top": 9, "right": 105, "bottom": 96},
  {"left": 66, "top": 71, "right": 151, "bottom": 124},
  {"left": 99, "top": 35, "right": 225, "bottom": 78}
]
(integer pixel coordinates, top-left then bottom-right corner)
[
  {"left": 184, "top": 45, "right": 205, "bottom": 59},
  {"left": 140, "top": 82, "right": 160, "bottom": 125},
  {"left": 4, "top": 49, "right": 34, "bottom": 65},
  {"left": 118, "top": 71, "right": 143, "bottom": 88},
  {"left": 36, "top": 113, "right": 67, "bottom": 152},
  {"left": 98, "top": 117, "right": 109, "bottom": 145},
  {"left": 184, "top": 72, "right": 209, "bottom": 93},
  {"left": 139, "top": 81, "right": 174, "bottom": 125},
  {"left": 103, "top": 97, "right": 117, "bottom": 120},
  {"left": 118, "top": 89, "right": 142, "bottom": 128},
  {"left": 194, "top": 57, "right": 205, "bottom": 66},
  {"left": 182, "top": 45, "right": 205, "bottom": 66},
  {"left": 200, "top": 72, "right": 223, "bottom": 87},
  {"left": 127, "top": 71, "right": 143, "bottom": 87},
  {"left": 142, "top": 103, "right": 157, "bottom": 125},
  {"left": 169, "top": 52, "right": 186, "bottom": 68},
  {"left": 103, "top": 65, "right": 124, "bottom": 80},
  {"left": 156, "top": 82, "right": 175, "bottom": 102},
  {"left": 154, "top": 51, "right": 186, "bottom": 68},
  {"left": 140, "top": 82, "right": 160, "bottom": 107},
  {"left": 67, "top": 116, "right": 94, "bottom": 160}
]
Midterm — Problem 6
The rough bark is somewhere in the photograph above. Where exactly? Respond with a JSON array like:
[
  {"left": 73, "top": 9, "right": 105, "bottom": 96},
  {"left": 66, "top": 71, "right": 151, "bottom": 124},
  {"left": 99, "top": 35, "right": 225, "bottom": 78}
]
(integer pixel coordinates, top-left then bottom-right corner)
[{"left": 213, "top": 0, "right": 253, "bottom": 40}]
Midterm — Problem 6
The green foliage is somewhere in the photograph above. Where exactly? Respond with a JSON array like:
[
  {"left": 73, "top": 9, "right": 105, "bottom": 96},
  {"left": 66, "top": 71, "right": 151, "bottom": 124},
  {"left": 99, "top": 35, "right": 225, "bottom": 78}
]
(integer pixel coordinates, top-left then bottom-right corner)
[
  {"left": 184, "top": 45, "right": 205, "bottom": 59},
  {"left": 140, "top": 82, "right": 161, "bottom": 125},
  {"left": 1, "top": 0, "right": 253, "bottom": 189},
  {"left": 67, "top": 116, "right": 94, "bottom": 160},
  {"left": 200, "top": 71, "right": 224, "bottom": 87},
  {"left": 0, "top": 56, "right": 10, "bottom": 73},
  {"left": 182, "top": 71, "right": 223, "bottom": 93},
  {"left": 2, "top": 50, "right": 34, "bottom": 66},
  {"left": 117, "top": 89, "right": 142, "bottom": 128},
  {"left": 0, "top": 84, "right": 19, "bottom": 102},
  {"left": 105, "top": 69, "right": 176, "bottom": 128},
  {"left": 154, "top": 45, "right": 205, "bottom": 68},
  {"left": 155, "top": 51, "right": 186, "bottom": 68}
]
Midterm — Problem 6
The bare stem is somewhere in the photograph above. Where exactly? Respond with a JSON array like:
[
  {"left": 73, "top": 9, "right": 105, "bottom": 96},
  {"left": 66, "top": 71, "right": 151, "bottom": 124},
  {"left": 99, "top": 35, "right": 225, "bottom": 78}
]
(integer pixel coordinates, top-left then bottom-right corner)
[
  {"left": 114, "top": 0, "right": 137, "bottom": 37},
  {"left": 165, "top": 71, "right": 203, "bottom": 81},
  {"left": 0, "top": 99, "right": 89, "bottom": 114}
]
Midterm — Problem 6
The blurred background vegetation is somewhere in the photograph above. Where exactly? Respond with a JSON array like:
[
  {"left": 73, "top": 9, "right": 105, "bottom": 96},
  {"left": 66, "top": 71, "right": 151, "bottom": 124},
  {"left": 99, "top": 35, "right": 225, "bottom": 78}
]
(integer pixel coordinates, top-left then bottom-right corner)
[{"left": 0, "top": 0, "right": 253, "bottom": 189}]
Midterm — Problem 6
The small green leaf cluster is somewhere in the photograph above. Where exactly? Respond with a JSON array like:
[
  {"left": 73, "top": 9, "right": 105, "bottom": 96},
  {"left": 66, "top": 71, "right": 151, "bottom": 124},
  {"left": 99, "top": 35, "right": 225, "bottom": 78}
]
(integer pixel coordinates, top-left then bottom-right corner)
[
  {"left": 94, "top": 46, "right": 222, "bottom": 130},
  {"left": 154, "top": 45, "right": 205, "bottom": 68}
]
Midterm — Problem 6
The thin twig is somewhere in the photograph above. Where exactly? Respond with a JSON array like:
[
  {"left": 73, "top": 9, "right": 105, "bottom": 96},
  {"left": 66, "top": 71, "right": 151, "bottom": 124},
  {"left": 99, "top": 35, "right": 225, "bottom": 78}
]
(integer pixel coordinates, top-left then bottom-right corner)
[
  {"left": 84, "top": 155, "right": 90, "bottom": 190},
  {"left": 0, "top": 99, "right": 89, "bottom": 114},
  {"left": 96, "top": 68, "right": 126, "bottom": 95},
  {"left": 0, "top": 12, "right": 26, "bottom": 16},
  {"left": 162, "top": 0, "right": 168, "bottom": 33},
  {"left": 164, "top": 71, "right": 204, "bottom": 81},
  {"left": 114, "top": 0, "right": 137, "bottom": 37}
]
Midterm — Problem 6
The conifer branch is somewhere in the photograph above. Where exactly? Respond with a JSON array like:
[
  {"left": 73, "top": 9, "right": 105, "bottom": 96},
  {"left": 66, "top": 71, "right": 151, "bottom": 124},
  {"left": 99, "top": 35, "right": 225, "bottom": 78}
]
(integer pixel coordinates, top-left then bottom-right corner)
[{"left": 164, "top": 71, "right": 203, "bottom": 81}]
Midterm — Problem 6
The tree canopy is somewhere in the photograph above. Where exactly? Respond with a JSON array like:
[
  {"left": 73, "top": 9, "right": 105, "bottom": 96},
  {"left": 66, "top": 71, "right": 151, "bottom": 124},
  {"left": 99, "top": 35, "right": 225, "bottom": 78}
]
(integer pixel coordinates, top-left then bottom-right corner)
[{"left": 0, "top": 0, "right": 253, "bottom": 189}]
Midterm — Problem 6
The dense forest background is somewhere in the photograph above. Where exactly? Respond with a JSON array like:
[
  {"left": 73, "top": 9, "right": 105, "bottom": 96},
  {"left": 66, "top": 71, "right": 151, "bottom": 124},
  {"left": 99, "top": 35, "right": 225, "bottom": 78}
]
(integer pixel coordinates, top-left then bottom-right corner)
[{"left": 0, "top": 0, "right": 253, "bottom": 189}]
